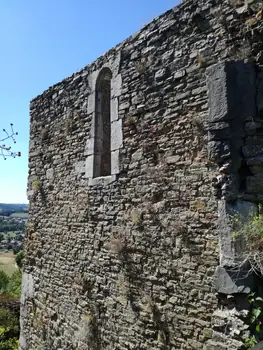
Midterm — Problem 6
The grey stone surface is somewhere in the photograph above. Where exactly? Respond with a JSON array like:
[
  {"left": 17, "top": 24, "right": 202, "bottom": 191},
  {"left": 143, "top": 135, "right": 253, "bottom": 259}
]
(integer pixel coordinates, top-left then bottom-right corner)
[
  {"left": 208, "top": 140, "right": 231, "bottom": 163},
  {"left": 207, "top": 61, "right": 256, "bottom": 123},
  {"left": 251, "top": 341, "right": 263, "bottom": 350},
  {"left": 226, "top": 200, "right": 258, "bottom": 219},
  {"left": 247, "top": 174, "right": 263, "bottom": 194},
  {"left": 213, "top": 266, "right": 256, "bottom": 294},
  {"left": 207, "top": 63, "right": 229, "bottom": 122},
  {"left": 22, "top": 0, "right": 263, "bottom": 349}
]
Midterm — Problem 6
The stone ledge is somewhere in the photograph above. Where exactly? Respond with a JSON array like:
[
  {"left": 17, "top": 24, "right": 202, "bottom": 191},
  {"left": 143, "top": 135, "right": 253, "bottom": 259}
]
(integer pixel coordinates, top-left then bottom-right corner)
[{"left": 88, "top": 174, "right": 116, "bottom": 186}]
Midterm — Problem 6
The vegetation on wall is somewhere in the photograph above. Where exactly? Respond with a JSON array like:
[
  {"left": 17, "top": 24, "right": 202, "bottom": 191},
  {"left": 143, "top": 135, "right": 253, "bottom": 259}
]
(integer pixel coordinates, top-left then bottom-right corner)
[
  {"left": 232, "top": 206, "right": 263, "bottom": 348},
  {"left": 232, "top": 205, "right": 263, "bottom": 276}
]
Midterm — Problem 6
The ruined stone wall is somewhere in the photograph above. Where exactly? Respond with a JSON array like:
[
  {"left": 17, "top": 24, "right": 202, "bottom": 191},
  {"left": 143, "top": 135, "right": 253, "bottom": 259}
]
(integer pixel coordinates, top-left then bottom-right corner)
[{"left": 21, "top": 0, "right": 263, "bottom": 349}]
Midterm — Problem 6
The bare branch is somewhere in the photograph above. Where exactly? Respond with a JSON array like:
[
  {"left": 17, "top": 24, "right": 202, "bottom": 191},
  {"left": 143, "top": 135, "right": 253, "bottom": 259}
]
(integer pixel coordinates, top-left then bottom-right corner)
[{"left": 0, "top": 123, "right": 21, "bottom": 160}]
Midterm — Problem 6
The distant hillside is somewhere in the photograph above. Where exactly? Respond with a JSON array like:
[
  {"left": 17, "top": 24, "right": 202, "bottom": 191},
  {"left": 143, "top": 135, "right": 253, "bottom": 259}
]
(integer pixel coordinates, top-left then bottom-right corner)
[{"left": 0, "top": 203, "right": 28, "bottom": 217}]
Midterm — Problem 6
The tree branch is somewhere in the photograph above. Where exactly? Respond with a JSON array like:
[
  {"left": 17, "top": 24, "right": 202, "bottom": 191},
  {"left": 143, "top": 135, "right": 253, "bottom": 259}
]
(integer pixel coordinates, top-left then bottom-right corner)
[{"left": 0, "top": 124, "right": 21, "bottom": 159}]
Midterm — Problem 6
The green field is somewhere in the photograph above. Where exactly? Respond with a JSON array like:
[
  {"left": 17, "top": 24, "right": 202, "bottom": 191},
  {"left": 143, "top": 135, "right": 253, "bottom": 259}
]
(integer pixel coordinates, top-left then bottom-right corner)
[
  {"left": 0, "top": 252, "right": 17, "bottom": 276},
  {"left": 5, "top": 231, "right": 17, "bottom": 237},
  {"left": 10, "top": 212, "right": 28, "bottom": 218}
]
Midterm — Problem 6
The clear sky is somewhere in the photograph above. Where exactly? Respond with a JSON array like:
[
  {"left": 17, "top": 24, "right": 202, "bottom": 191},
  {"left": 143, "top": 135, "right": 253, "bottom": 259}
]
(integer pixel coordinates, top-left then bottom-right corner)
[{"left": 0, "top": 0, "right": 178, "bottom": 204}]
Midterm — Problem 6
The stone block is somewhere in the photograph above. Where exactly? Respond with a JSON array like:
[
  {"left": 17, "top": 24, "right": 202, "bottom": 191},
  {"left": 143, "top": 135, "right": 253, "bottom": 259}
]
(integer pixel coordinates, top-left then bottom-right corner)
[
  {"left": 111, "top": 119, "right": 123, "bottom": 151},
  {"left": 46, "top": 168, "right": 54, "bottom": 180},
  {"left": 243, "top": 144, "right": 263, "bottom": 158},
  {"left": 207, "top": 140, "right": 231, "bottom": 163},
  {"left": 75, "top": 161, "right": 85, "bottom": 174},
  {"left": 87, "top": 92, "right": 95, "bottom": 114},
  {"left": 213, "top": 266, "right": 256, "bottom": 294},
  {"left": 111, "top": 149, "right": 120, "bottom": 174},
  {"left": 247, "top": 156, "right": 263, "bottom": 174},
  {"left": 207, "top": 122, "right": 231, "bottom": 141},
  {"left": 85, "top": 155, "right": 94, "bottom": 178},
  {"left": 111, "top": 97, "right": 119, "bottom": 122},
  {"left": 207, "top": 61, "right": 256, "bottom": 122},
  {"left": 84, "top": 137, "right": 95, "bottom": 156},
  {"left": 112, "top": 74, "right": 122, "bottom": 97},
  {"left": 251, "top": 341, "right": 263, "bottom": 350},
  {"left": 247, "top": 174, "right": 263, "bottom": 194},
  {"left": 174, "top": 69, "right": 186, "bottom": 80}
]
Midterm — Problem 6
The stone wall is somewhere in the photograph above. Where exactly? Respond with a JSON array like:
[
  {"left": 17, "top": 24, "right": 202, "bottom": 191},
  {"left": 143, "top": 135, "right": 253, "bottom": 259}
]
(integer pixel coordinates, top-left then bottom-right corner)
[{"left": 21, "top": 0, "right": 263, "bottom": 349}]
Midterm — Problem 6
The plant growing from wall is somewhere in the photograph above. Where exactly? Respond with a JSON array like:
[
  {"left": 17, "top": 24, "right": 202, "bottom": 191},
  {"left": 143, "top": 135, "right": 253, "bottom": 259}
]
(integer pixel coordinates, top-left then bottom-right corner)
[
  {"left": 244, "top": 292, "right": 263, "bottom": 348},
  {"left": 32, "top": 180, "right": 41, "bottom": 192},
  {"left": 76, "top": 311, "right": 99, "bottom": 349},
  {"left": 231, "top": 206, "right": 263, "bottom": 348},
  {"left": 197, "top": 53, "right": 206, "bottom": 68},
  {"left": 232, "top": 205, "right": 263, "bottom": 274},
  {"left": 106, "top": 233, "right": 127, "bottom": 257},
  {"left": 130, "top": 209, "right": 143, "bottom": 226}
]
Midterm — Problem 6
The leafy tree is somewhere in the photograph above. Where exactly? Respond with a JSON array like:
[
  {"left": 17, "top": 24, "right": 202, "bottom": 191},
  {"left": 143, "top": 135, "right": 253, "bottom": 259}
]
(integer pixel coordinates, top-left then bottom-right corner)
[
  {"left": 15, "top": 251, "right": 24, "bottom": 269},
  {"left": 0, "top": 338, "right": 18, "bottom": 350},
  {"left": 0, "top": 308, "right": 19, "bottom": 350},
  {"left": 7, "top": 271, "right": 21, "bottom": 298},
  {"left": 0, "top": 274, "right": 9, "bottom": 294},
  {"left": 0, "top": 124, "right": 20, "bottom": 160}
]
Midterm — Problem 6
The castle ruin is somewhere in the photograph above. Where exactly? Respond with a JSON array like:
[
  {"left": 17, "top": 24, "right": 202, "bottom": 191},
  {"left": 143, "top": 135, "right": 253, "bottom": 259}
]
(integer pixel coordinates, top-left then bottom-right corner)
[{"left": 21, "top": 0, "right": 263, "bottom": 348}]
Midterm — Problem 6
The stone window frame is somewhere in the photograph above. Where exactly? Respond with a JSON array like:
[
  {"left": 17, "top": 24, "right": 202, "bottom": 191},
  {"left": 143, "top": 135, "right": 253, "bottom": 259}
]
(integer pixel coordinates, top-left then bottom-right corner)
[
  {"left": 94, "top": 67, "right": 112, "bottom": 178},
  {"left": 84, "top": 55, "right": 122, "bottom": 186}
]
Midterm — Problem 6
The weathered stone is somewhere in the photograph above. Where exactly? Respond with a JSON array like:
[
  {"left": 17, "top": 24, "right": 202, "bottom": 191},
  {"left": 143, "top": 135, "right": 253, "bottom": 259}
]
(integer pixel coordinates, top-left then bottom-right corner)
[
  {"left": 247, "top": 174, "right": 263, "bottom": 194},
  {"left": 207, "top": 140, "right": 231, "bottom": 163},
  {"left": 247, "top": 156, "right": 263, "bottom": 174},
  {"left": 22, "top": 1, "right": 263, "bottom": 349},
  {"left": 251, "top": 341, "right": 263, "bottom": 350},
  {"left": 207, "top": 122, "right": 231, "bottom": 141},
  {"left": 207, "top": 61, "right": 256, "bottom": 123},
  {"left": 213, "top": 266, "right": 256, "bottom": 294},
  {"left": 243, "top": 144, "right": 263, "bottom": 158}
]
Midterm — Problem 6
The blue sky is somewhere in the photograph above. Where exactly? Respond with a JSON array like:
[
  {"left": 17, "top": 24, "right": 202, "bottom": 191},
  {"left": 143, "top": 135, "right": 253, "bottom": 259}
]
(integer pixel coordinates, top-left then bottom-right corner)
[{"left": 0, "top": 0, "right": 178, "bottom": 204}]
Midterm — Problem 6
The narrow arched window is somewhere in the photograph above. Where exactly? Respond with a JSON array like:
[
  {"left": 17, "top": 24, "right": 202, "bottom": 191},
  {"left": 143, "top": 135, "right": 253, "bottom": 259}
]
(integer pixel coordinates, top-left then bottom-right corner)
[{"left": 94, "top": 68, "right": 112, "bottom": 177}]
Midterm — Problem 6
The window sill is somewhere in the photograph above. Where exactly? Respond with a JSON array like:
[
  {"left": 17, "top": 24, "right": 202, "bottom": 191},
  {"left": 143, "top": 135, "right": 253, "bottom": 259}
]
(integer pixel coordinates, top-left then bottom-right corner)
[{"left": 88, "top": 174, "right": 116, "bottom": 186}]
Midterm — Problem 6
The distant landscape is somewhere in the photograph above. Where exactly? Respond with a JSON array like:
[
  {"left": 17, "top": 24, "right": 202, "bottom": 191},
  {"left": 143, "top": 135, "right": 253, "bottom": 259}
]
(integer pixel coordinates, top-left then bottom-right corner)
[
  {"left": 0, "top": 204, "right": 27, "bottom": 348},
  {"left": 0, "top": 203, "right": 27, "bottom": 275},
  {"left": 0, "top": 203, "right": 28, "bottom": 217}
]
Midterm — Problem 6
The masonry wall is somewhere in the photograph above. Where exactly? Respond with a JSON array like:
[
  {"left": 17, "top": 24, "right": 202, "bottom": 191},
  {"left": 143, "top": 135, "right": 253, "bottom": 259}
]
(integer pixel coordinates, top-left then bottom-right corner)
[{"left": 21, "top": 0, "right": 263, "bottom": 349}]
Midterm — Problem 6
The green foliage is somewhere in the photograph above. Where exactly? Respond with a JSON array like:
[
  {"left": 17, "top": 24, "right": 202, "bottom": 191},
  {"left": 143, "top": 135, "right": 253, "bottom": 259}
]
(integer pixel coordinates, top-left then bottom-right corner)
[
  {"left": 0, "top": 309, "right": 19, "bottom": 332},
  {"left": 232, "top": 205, "right": 263, "bottom": 252},
  {"left": 0, "top": 274, "right": 9, "bottom": 295},
  {"left": 15, "top": 251, "right": 24, "bottom": 270},
  {"left": 0, "top": 338, "right": 18, "bottom": 350},
  {"left": 244, "top": 292, "right": 263, "bottom": 348},
  {"left": 32, "top": 180, "right": 41, "bottom": 191},
  {"left": 0, "top": 270, "right": 21, "bottom": 298},
  {"left": 131, "top": 209, "right": 143, "bottom": 225},
  {"left": 0, "top": 271, "right": 21, "bottom": 349},
  {"left": 0, "top": 220, "right": 25, "bottom": 233},
  {"left": 232, "top": 205, "right": 263, "bottom": 349},
  {"left": 245, "top": 335, "right": 258, "bottom": 349},
  {"left": 247, "top": 0, "right": 263, "bottom": 12},
  {"left": 7, "top": 271, "right": 21, "bottom": 298},
  {"left": 0, "top": 308, "right": 19, "bottom": 350}
]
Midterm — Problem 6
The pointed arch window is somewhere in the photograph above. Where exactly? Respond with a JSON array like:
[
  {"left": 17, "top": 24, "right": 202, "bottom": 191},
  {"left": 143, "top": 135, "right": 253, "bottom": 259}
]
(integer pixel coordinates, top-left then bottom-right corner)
[{"left": 94, "top": 68, "right": 112, "bottom": 177}]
